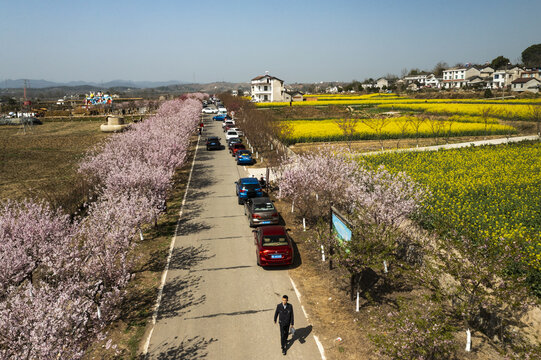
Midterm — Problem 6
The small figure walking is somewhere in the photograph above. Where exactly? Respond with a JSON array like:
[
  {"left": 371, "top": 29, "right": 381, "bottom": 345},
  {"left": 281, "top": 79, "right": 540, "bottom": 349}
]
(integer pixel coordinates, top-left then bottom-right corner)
[{"left": 274, "top": 295, "right": 294, "bottom": 355}]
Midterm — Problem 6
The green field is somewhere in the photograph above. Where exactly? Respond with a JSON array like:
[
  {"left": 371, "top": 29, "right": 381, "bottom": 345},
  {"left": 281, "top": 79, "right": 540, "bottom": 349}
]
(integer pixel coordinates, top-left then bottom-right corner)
[{"left": 361, "top": 141, "right": 541, "bottom": 289}]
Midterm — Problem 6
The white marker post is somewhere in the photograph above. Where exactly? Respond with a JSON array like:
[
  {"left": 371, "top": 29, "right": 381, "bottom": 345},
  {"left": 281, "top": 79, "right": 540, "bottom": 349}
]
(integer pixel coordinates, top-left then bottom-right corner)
[
  {"left": 303, "top": 218, "right": 306, "bottom": 231},
  {"left": 465, "top": 329, "right": 471, "bottom": 352},
  {"left": 291, "top": 200, "right": 294, "bottom": 213},
  {"left": 356, "top": 291, "right": 360, "bottom": 312},
  {"left": 321, "top": 245, "right": 325, "bottom": 261},
  {"left": 383, "top": 260, "right": 388, "bottom": 274},
  {"left": 139, "top": 228, "right": 144, "bottom": 241}
]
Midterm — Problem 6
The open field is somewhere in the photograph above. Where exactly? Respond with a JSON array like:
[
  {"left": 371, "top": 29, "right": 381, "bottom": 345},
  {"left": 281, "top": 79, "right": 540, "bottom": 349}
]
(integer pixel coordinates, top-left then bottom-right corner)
[
  {"left": 0, "top": 120, "right": 109, "bottom": 212},
  {"left": 361, "top": 141, "right": 541, "bottom": 288}
]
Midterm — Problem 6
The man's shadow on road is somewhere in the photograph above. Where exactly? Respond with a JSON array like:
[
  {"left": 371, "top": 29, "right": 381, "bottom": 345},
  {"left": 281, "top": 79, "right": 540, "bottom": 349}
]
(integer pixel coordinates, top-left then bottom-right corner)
[{"left": 286, "top": 325, "right": 312, "bottom": 351}]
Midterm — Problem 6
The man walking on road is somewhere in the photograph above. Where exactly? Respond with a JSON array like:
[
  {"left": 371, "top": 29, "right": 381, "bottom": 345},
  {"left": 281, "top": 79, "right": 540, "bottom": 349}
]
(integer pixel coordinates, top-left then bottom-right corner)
[{"left": 274, "top": 295, "right": 294, "bottom": 355}]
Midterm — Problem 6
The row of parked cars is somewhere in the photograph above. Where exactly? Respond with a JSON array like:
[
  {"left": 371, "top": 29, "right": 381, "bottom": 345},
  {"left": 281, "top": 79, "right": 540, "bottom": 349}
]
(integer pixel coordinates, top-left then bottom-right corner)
[
  {"left": 205, "top": 116, "right": 254, "bottom": 165},
  {"left": 235, "top": 178, "right": 294, "bottom": 267},
  {"left": 203, "top": 98, "right": 294, "bottom": 267}
]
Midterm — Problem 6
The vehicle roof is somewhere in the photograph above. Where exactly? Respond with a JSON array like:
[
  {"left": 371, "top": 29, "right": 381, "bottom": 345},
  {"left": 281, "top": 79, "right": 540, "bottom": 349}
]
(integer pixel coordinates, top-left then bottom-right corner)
[
  {"left": 207, "top": 136, "right": 220, "bottom": 140},
  {"left": 237, "top": 150, "right": 251, "bottom": 155},
  {"left": 227, "top": 130, "right": 238, "bottom": 134},
  {"left": 233, "top": 143, "right": 245, "bottom": 147},
  {"left": 239, "top": 177, "right": 260, "bottom": 184},
  {"left": 251, "top": 196, "right": 271, "bottom": 204},
  {"left": 259, "top": 225, "right": 287, "bottom": 235}
]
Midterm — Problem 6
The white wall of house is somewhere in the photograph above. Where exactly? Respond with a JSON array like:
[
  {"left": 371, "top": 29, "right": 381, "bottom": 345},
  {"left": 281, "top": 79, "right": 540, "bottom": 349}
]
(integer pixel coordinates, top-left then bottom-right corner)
[{"left": 250, "top": 75, "right": 285, "bottom": 102}]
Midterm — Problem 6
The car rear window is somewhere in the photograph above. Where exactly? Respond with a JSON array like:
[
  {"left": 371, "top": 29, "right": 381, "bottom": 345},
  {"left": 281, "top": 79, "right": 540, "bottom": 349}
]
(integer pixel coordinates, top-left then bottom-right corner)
[
  {"left": 227, "top": 131, "right": 238, "bottom": 135},
  {"left": 262, "top": 235, "right": 288, "bottom": 246},
  {"left": 254, "top": 202, "right": 274, "bottom": 211}
]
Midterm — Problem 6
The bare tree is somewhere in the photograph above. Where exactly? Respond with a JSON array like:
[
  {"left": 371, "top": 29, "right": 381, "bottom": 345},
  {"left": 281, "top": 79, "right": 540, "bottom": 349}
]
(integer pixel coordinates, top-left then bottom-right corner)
[
  {"left": 334, "top": 112, "right": 359, "bottom": 150},
  {"left": 428, "top": 116, "right": 445, "bottom": 145},
  {"left": 410, "top": 115, "right": 427, "bottom": 147},
  {"left": 361, "top": 114, "right": 391, "bottom": 150},
  {"left": 395, "top": 117, "right": 412, "bottom": 149},
  {"left": 529, "top": 105, "right": 541, "bottom": 140},
  {"left": 480, "top": 106, "right": 494, "bottom": 140}
]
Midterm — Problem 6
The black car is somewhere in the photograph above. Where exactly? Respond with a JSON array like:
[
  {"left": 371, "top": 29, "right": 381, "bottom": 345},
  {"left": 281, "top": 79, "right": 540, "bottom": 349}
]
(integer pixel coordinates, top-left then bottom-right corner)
[{"left": 206, "top": 136, "right": 222, "bottom": 150}]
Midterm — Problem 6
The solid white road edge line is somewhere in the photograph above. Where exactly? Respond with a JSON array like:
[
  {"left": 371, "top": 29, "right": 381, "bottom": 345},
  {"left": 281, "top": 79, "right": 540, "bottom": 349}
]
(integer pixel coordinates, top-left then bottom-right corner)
[
  {"left": 142, "top": 133, "right": 200, "bottom": 355},
  {"left": 289, "top": 277, "right": 326, "bottom": 360}
]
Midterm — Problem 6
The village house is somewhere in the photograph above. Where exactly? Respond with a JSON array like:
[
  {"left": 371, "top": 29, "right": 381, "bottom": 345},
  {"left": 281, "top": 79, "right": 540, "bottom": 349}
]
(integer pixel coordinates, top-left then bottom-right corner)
[
  {"left": 376, "top": 78, "right": 391, "bottom": 90},
  {"left": 442, "top": 66, "right": 481, "bottom": 88},
  {"left": 283, "top": 90, "right": 304, "bottom": 102},
  {"left": 250, "top": 72, "right": 285, "bottom": 102},
  {"left": 511, "top": 77, "right": 540, "bottom": 93}
]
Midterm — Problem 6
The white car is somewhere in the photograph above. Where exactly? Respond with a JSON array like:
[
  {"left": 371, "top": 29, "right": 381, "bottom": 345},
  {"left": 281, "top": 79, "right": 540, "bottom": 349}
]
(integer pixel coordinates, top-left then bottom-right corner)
[
  {"left": 230, "top": 128, "right": 244, "bottom": 137},
  {"left": 202, "top": 107, "right": 218, "bottom": 114},
  {"left": 225, "top": 130, "right": 239, "bottom": 140},
  {"left": 218, "top": 106, "right": 227, "bottom": 114}
]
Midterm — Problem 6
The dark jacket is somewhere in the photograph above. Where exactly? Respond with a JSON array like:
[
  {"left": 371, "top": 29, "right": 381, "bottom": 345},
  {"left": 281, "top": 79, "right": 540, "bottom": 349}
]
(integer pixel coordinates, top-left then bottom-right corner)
[{"left": 274, "top": 303, "right": 294, "bottom": 326}]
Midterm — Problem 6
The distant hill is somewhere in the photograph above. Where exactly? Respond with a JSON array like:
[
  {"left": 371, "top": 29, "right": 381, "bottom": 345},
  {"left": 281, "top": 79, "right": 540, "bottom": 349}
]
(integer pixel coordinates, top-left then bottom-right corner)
[
  {"left": 0, "top": 81, "right": 251, "bottom": 100},
  {"left": 0, "top": 79, "right": 187, "bottom": 89}
]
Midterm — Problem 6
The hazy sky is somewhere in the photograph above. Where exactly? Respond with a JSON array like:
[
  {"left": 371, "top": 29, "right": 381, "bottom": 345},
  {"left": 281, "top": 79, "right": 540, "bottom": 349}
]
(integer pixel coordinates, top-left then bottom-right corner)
[{"left": 1, "top": 0, "right": 539, "bottom": 84}]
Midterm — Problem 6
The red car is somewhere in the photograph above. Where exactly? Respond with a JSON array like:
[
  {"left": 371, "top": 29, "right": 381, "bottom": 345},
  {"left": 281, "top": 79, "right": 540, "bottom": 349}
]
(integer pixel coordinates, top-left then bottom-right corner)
[
  {"left": 231, "top": 143, "right": 246, "bottom": 156},
  {"left": 253, "top": 225, "right": 294, "bottom": 267}
]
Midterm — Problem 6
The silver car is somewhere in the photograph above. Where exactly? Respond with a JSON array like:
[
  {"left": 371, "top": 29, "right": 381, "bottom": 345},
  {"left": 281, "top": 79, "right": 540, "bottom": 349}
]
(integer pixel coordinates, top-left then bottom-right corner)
[{"left": 244, "top": 197, "right": 280, "bottom": 227}]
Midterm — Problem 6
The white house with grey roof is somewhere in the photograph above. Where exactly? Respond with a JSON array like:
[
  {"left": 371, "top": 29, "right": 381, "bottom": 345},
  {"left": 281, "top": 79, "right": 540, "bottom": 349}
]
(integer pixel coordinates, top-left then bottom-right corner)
[{"left": 250, "top": 72, "right": 285, "bottom": 102}]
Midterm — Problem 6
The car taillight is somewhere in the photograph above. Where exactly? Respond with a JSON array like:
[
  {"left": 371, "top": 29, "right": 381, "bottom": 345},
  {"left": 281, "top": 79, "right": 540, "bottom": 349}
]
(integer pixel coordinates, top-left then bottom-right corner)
[
  {"left": 271, "top": 212, "right": 279, "bottom": 217},
  {"left": 252, "top": 214, "right": 261, "bottom": 219}
]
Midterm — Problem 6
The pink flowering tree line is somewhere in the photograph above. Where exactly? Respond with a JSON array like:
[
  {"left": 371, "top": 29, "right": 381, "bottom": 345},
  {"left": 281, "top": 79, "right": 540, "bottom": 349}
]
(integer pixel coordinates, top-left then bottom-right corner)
[
  {"left": 0, "top": 94, "right": 206, "bottom": 359},
  {"left": 278, "top": 148, "right": 426, "bottom": 272}
]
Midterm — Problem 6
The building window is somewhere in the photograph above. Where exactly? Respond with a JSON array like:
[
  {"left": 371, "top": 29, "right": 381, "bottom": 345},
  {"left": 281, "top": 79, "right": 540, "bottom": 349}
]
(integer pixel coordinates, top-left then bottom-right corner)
[
  {"left": 264, "top": 95, "right": 268, "bottom": 101},
  {"left": 264, "top": 86, "right": 268, "bottom": 91}
]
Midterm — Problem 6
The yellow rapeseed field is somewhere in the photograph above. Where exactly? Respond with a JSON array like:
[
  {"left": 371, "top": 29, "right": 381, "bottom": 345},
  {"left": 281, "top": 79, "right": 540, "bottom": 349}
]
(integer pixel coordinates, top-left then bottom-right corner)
[
  {"left": 378, "top": 103, "right": 537, "bottom": 119},
  {"left": 283, "top": 117, "right": 515, "bottom": 143},
  {"left": 361, "top": 141, "right": 541, "bottom": 274}
]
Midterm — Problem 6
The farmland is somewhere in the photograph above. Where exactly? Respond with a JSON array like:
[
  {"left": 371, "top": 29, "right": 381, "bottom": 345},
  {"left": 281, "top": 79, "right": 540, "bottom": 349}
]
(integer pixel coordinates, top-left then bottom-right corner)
[
  {"left": 0, "top": 121, "right": 109, "bottom": 212},
  {"left": 282, "top": 116, "right": 515, "bottom": 144},
  {"left": 360, "top": 141, "right": 541, "bottom": 280}
]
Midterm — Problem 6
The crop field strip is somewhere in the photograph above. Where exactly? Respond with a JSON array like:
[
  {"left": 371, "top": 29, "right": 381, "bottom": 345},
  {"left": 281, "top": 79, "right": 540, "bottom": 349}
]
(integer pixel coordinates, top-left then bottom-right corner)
[
  {"left": 281, "top": 116, "right": 515, "bottom": 144},
  {"left": 360, "top": 141, "right": 541, "bottom": 274}
]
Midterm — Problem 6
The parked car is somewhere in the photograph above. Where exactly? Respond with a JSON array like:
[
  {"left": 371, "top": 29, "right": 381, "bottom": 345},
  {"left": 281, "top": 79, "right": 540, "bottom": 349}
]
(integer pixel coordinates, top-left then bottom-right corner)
[
  {"left": 213, "top": 114, "right": 227, "bottom": 121},
  {"left": 223, "top": 124, "right": 235, "bottom": 132},
  {"left": 230, "top": 127, "right": 244, "bottom": 137},
  {"left": 244, "top": 197, "right": 279, "bottom": 227},
  {"left": 225, "top": 130, "right": 239, "bottom": 141},
  {"left": 227, "top": 137, "right": 242, "bottom": 150},
  {"left": 230, "top": 143, "right": 246, "bottom": 156},
  {"left": 236, "top": 150, "right": 254, "bottom": 165},
  {"left": 235, "top": 177, "right": 263, "bottom": 204},
  {"left": 206, "top": 136, "right": 222, "bottom": 150},
  {"left": 222, "top": 119, "right": 235, "bottom": 129},
  {"left": 218, "top": 106, "right": 227, "bottom": 113},
  {"left": 253, "top": 225, "right": 294, "bottom": 266},
  {"left": 202, "top": 107, "right": 218, "bottom": 114}
]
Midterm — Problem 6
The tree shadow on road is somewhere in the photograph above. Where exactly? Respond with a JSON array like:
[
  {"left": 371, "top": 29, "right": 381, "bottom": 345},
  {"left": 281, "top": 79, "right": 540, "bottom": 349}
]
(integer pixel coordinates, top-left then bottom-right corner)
[
  {"left": 157, "top": 274, "right": 206, "bottom": 320},
  {"left": 143, "top": 335, "right": 217, "bottom": 360},
  {"left": 169, "top": 244, "right": 214, "bottom": 270}
]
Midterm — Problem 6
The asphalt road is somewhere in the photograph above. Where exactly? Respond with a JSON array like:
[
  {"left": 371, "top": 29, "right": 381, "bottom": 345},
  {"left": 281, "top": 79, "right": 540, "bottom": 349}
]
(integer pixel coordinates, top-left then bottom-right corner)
[{"left": 144, "top": 114, "right": 323, "bottom": 359}]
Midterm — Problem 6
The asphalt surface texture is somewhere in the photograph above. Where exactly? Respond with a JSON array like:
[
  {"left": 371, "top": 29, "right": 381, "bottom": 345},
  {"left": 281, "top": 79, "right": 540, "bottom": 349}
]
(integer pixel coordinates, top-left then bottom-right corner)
[{"left": 144, "top": 112, "right": 323, "bottom": 359}]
